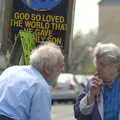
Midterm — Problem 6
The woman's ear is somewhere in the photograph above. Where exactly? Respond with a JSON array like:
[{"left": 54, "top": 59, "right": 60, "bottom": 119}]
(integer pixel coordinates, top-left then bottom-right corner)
[
  {"left": 113, "top": 64, "right": 119, "bottom": 73},
  {"left": 117, "top": 64, "right": 120, "bottom": 73}
]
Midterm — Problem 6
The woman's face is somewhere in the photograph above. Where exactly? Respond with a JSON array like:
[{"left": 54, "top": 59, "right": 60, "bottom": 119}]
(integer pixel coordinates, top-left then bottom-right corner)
[{"left": 96, "top": 57, "right": 119, "bottom": 84}]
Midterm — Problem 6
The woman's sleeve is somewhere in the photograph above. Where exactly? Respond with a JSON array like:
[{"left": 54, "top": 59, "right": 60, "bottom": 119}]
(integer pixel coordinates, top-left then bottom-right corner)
[{"left": 74, "top": 93, "right": 92, "bottom": 120}]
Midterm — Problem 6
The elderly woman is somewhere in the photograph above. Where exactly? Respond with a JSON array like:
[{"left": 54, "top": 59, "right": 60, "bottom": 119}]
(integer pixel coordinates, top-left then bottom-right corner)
[{"left": 74, "top": 42, "right": 120, "bottom": 120}]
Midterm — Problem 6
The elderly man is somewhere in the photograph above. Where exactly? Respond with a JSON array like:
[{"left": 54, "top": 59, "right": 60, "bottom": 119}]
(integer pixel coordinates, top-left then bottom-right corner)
[{"left": 0, "top": 42, "right": 64, "bottom": 120}]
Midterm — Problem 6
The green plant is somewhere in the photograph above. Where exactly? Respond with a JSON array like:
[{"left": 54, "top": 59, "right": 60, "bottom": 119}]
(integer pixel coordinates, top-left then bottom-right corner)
[{"left": 19, "top": 31, "right": 36, "bottom": 64}]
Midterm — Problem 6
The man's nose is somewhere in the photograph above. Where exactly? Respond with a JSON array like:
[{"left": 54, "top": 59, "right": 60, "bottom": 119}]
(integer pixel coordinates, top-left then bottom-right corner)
[
  {"left": 59, "top": 63, "right": 65, "bottom": 73},
  {"left": 60, "top": 66, "right": 65, "bottom": 72}
]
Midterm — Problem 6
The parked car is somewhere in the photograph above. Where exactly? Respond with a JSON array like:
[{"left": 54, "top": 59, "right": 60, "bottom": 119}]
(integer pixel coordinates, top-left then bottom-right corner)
[
  {"left": 51, "top": 73, "right": 89, "bottom": 103},
  {"left": 75, "top": 74, "right": 92, "bottom": 88}
]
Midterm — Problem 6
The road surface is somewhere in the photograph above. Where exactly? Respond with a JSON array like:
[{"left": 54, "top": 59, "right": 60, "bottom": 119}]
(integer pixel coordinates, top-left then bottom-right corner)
[{"left": 52, "top": 102, "right": 76, "bottom": 120}]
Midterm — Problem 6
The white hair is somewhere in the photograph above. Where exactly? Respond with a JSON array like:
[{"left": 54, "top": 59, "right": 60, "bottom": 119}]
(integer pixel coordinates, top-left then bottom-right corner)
[
  {"left": 29, "top": 43, "right": 64, "bottom": 70},
  {"left": 93, "top": 42, "right": 120, "bottom": 65}
]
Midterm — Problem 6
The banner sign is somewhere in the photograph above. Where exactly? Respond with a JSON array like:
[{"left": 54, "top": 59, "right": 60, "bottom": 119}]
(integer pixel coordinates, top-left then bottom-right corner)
[{"left": 10, "top": 0, "right": 69, "bottom": 49}]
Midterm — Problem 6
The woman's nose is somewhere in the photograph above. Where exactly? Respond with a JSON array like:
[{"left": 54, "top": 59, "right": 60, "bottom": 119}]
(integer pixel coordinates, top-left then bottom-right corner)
[{"left": 96, "top": 65, "right": 101, "bottom": 72}]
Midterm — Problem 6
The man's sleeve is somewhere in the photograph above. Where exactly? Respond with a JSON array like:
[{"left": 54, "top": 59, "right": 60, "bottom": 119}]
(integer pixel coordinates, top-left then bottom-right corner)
[{"left": 29, "top": 85, "right": 51, "bottom": 120}]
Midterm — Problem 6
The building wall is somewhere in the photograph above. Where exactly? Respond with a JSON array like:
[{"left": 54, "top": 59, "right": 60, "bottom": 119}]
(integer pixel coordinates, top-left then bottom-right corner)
[{"left": 99, "top": 3, "right": 120, "bottom": 46}]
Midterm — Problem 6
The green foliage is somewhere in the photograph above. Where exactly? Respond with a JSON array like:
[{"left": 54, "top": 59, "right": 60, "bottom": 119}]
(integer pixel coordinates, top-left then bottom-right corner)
[
  {"left": 19, "top": 31, "right": 36, "bottom": 64},
  {"left": 83, "top": 64, "right": 96, "bottom": 74},
  {"left": 26, "top": 0, "right": 30, "bottom": 5},
  {"left": 70, "top": 30, "right": 98, "bottom": 74}
]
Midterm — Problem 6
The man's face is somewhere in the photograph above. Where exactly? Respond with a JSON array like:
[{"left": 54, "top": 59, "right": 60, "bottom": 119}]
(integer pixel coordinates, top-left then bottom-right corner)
[{"left": 49, "top": 58, "right": 65, "bottom": 81}]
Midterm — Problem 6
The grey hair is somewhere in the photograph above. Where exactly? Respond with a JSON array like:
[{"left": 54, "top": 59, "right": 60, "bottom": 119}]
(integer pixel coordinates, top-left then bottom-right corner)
[
  {"left": 29, "top": 42, "right": 64, "bottom": 70},
  {"left": 93, "top": 42, "right": 120, "bottom": 66}
]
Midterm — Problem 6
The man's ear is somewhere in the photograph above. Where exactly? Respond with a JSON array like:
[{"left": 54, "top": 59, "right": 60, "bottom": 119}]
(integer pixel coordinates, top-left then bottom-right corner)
[{"left": 43, "top": 64, "right": 51, "bottom": 75}]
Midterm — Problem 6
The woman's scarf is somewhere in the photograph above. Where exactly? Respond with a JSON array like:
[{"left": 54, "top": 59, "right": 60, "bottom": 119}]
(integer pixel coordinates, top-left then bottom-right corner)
[{"left": 103, "top": 76, "right": 120, "bottom": 120}]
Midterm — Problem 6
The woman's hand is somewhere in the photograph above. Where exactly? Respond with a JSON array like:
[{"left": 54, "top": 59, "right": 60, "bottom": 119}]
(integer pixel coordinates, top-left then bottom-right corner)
[{"left": 87, "top": 75, "right": 103, "bottom": 105}]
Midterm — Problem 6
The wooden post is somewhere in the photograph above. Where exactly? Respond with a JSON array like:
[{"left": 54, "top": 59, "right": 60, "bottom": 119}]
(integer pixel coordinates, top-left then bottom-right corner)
[
  {"left": 0, "top": 0, "right": 13, "bottom": 54},
  {"left": 64, "top": 0, "right": 76, "bottom": 72}
]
